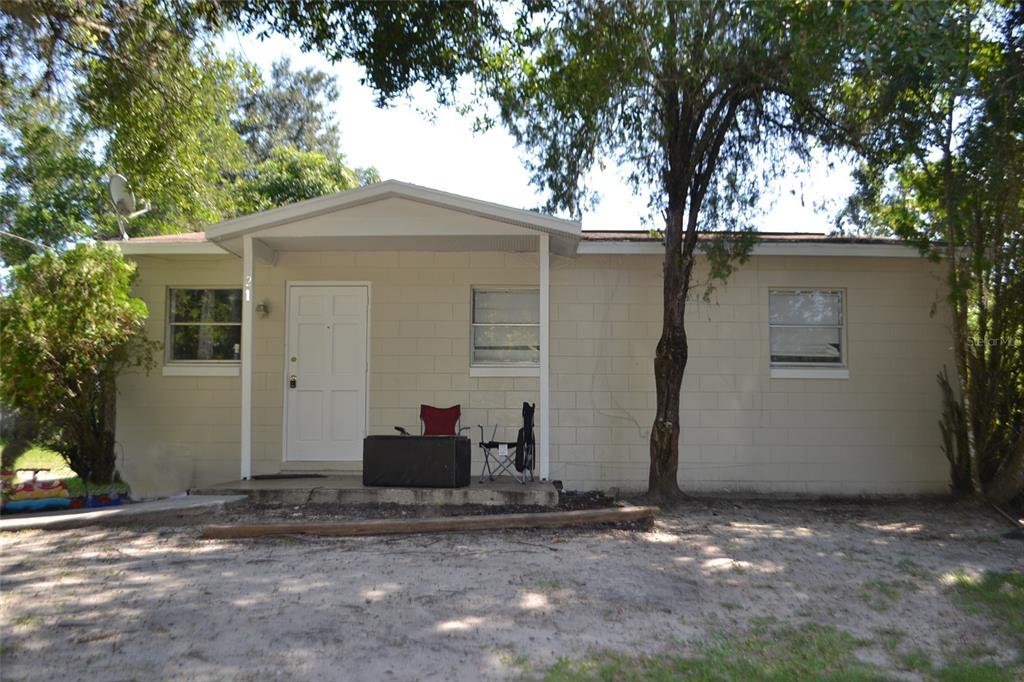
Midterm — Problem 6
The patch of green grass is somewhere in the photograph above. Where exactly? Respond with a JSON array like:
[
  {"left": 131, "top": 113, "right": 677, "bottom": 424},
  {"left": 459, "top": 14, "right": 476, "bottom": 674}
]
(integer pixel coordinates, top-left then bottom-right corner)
[
  {"left": 874, "top": 627, "right": 907, "bottom": 662},
  {"left": 950, "top": 571, "right": 1024, "bottom": 645},
  {"left": 935, "top": 661, "right": 1021, "bottom": 682},
  {"left": 2, "top": 441, "right": 129, "bottom": 497},
  {"left": 538, "top": 623, "right": 1024, "bottom": 682},
  {"left": 540, "top": 624, "right": 889, "bottom": 682},
  {"left": 12, "top": 615, "right": 39, "bottom": 627},
  {"left": 1, "top": 442, "right": 73, "bottom": 477},
  {"left": 497, "top": 646, "right": 530, "bottom": 670},
  {"left": 861, "top": 579, "right": 913, "bottom": 612},
  {"left": 897, "top": 649, "right": 932, "bottom": 673},
  {"left": 61, "top": 477, "right": 130, "bottom": 497}
]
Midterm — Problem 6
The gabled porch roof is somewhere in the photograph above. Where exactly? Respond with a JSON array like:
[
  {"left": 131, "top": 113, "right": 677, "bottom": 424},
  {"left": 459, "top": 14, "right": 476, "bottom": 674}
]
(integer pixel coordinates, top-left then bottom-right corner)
[{"left": 200, "top": 180, "right": 582, "bottom": 259}]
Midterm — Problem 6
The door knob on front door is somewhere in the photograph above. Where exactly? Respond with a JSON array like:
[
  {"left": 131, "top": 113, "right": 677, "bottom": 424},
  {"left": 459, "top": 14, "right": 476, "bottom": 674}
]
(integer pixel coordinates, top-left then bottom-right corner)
[{"left": 289, "top": 375, "right": 297, "bottom": 388}]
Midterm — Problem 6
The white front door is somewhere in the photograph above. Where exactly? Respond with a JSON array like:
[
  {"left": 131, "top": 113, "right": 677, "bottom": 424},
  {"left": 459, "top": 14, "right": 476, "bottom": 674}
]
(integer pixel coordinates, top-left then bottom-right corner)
[{"left": 285, "top": 285, "right": 368, "bottom": 462}]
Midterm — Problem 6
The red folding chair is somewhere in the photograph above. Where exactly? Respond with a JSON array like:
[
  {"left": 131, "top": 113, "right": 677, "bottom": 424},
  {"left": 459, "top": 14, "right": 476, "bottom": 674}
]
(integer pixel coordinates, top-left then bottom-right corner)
[{"left": 395, "top": 405, "right": 470, "bottom": 436}]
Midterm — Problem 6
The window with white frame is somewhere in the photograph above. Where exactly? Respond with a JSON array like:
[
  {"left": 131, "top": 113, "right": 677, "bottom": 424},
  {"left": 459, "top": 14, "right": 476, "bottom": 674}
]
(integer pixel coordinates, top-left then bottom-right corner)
[
  {"left": 167, "top": 288, "right": 242, "bottom": 363},
  {"left": 769, "top": 289, "right": 844, "bottom": 365},
  {"left": 471, "top": 289, "right": 540, "bottom": 365}
]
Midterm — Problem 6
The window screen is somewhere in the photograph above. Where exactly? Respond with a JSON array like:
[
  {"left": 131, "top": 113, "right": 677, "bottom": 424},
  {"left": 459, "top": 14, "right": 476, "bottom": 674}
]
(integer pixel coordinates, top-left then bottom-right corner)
[
  {"left": 471, "top": 289, "right": 540, "bottom": 365},
  {"left": 769, "top": 290, "right": 843, "bottom": 365}
]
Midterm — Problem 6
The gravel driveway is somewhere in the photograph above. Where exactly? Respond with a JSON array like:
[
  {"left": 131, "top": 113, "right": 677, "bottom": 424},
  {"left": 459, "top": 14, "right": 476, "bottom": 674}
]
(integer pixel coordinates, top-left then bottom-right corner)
[{"left": 1, "top": 498, "right": 1021, "bottom": 681}]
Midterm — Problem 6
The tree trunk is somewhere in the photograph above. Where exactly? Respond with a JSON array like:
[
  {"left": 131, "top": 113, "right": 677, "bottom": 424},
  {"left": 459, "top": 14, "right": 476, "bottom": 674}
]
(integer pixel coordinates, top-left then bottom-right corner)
[
  {"left": 940, "top": 108, "right": 983, "bottom": 496},
  {"left": 100, "top": 367, "right": 119, "bottom": 483},
  {"left": 60, "top": 371, "right": 119, "bottom": 484},
  {"left": 648, "top": 208, "right": 691, "bottom": 502},
  {"left": 986, "top": 430, "right": 1024, "bottom": 505}
]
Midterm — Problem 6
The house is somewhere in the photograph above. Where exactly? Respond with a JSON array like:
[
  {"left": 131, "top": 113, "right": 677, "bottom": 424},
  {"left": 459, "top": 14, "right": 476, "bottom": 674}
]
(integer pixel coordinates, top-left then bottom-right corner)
[{"left": 114, "top": 180, "right": 955, "bottom": 498}]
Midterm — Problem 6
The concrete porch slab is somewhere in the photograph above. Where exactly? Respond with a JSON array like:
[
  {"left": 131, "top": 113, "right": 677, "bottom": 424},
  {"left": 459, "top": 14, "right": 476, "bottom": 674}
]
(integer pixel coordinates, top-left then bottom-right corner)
[
  {"left": 193, "top": 475, "right": 560, "bottom": 507},
  {"left": 0, "top": 495, "right": 248, "bottom": 532}
]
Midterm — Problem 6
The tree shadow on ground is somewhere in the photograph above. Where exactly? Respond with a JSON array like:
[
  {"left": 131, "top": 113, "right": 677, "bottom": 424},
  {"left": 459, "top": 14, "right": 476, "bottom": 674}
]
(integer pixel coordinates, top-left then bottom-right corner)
[{"left": 1, "top": 498, "right": 1019, "bottom": 681}]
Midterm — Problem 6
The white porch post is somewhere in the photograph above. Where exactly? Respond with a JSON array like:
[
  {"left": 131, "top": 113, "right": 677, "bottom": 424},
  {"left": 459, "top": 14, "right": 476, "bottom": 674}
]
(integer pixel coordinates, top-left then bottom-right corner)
[
  {"left": 241, "top": 235, "right": 254, "bottom": 480},
  {"left": 539, "top": 234, "right": 551, "bottom": 480}
]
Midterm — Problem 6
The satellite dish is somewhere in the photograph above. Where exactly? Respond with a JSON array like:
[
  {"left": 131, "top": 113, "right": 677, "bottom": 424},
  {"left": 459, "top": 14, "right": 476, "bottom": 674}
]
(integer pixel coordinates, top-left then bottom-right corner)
[
  {"left": 107, "top": 173, "right": 150, "bottom": 240},
  {"left": 109, "top": 174, "right": 136, "bottom": 216}
]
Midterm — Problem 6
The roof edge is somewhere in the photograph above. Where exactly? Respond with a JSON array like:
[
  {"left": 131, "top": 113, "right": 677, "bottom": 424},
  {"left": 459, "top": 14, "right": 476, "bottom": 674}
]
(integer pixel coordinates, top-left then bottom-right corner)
[
  {"left": 204, "top": 180, "right": 582, "bottom": 242},
  {"left": 577, "top": 239, "right": 924, "bottom": 258},
  {"left": 116, "top": 240, "right": 228, "bottom": 256}
]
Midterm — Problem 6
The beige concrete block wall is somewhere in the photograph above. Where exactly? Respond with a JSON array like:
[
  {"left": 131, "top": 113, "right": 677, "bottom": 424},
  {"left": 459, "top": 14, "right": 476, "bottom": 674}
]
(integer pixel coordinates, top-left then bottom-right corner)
[
  {"left": 116, "top": 255, "right": 243, "bottom": 497},
  {"left": 118, "top": 249, "right": 954, "bottom": 497},
  {"left": 119, "top": 250, "right": 541, "bottom": 493},
  {"left": 250, "top": 251, "right": 539, "bottom": 476},
  {"left": 548, "top": 253, "right": 955, "bottom": 494}
]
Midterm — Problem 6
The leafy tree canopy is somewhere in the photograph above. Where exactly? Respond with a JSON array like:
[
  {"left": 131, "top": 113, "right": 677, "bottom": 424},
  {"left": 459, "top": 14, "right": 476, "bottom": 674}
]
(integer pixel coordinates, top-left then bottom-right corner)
[
  {"left": 0, "top": 2, "right": 378, "bottom": 266},
  {"left": 80, "top": 39, "right": 253, "bottom": 236},
  {"left": 221, "top": 1, "right": 500, "bottom": 105},
  {"left": 236, "top": 57, "right": 344, "bottom": 162},
  {"left": 0, "top": 0, "right": 218, "bottom": 106},
  {"left": 238, "top": 146, "right": 362, "bottom": 213},
  {"left": 0, "top": 97, "right": 107, "bottom": 264},
  {"left": 832, "top": 1, "right": 1023, "bottom": 503},
  {"left": 0, "top": 244, "right": 158, "bottom": 483}
]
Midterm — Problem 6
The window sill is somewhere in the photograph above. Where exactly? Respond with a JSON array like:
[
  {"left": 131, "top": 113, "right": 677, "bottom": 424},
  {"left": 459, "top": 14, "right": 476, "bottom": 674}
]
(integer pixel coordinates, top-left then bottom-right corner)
[
  {"left": 770, "top": 367, "right": 849, "bottom": 380},
  {"left": 162, "top": 364, "right": 240, "bottom": 377},
  {"left": 470, "top": 366, "right": 540, "bottom": 378}
]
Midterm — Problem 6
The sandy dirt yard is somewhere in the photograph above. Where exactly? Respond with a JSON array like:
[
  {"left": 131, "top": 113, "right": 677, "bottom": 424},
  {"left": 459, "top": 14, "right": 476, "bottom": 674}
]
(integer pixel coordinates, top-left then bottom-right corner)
[{"left": 1, "top": 498, "right": 1021, "bottom": 681}]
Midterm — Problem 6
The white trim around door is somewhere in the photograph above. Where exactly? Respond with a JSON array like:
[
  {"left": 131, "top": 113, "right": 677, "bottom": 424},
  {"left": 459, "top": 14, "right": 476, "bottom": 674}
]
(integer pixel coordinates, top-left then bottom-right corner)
[{"left": 282, "top": 282, "right": 371, "bottom": 463}]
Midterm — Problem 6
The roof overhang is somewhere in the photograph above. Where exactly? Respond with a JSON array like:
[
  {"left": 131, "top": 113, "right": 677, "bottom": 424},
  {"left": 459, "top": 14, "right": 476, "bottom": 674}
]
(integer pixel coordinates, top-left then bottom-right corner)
[
  {"left": 113, "top": 182, "right": 929, "bottom": 261},
  {"left": 117, "top": 240, "right": 229, "bottom": 256},
  {"left": 576, "top": 238, "right": 924, "bottom": 258},
  {"left": 116, "top": 233, "right": 927, "bottom": 260},
  {"left": 205, "top": 180, "right": 582, "bottom": 259}
]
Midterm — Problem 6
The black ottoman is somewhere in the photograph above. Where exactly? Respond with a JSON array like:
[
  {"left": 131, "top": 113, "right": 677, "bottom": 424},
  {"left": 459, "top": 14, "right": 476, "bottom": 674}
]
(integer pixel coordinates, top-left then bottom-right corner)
[{"left": 362, "top": 435, "right": 471, "bottom": 488}]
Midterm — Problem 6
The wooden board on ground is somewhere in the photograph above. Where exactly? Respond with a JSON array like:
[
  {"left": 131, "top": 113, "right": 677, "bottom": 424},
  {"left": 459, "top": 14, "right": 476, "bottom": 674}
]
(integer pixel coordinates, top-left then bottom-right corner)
[{"left": 201, "top": 505, "right": 658, "bottom": 539}]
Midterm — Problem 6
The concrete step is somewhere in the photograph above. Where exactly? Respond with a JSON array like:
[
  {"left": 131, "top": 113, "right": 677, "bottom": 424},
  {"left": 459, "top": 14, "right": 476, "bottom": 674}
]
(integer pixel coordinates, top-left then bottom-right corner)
[{"left": 193, "top": 475, "right": 559, "bottom": 508}]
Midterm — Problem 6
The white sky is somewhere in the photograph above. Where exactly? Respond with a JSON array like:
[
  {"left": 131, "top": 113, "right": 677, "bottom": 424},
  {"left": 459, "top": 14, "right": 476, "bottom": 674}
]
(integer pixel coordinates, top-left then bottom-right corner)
[{"left": 227, "top": 31, "right": 855, "bottom": 234}]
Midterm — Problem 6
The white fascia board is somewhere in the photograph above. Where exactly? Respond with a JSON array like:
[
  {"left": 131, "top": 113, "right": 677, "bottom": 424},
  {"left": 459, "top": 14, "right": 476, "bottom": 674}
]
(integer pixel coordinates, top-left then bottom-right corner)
[
  {"left": 205, "top": 180, "right": 582, "bottom": 242},
  {"left": 751, "top": 242, "right": 922, "bottom": 258},
  {"left": 117, "top": 242, "right": 229, "bottom": 256},
  {"left": 576, "top": 240, "right": 923, "bottom": 258},
  {"left": 576, "top": 241, "right": 663, "bottom": 255}
]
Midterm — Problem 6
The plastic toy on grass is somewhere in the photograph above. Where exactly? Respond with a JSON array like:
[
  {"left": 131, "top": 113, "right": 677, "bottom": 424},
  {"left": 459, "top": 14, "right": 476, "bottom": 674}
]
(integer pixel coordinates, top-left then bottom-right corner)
[
  {"left": 9, "top": 479, "right": 69, "bottom": 500},
  {"left": 85, "top": 492, "right": 127, "bottom": 508},
  {"left": 3, "top": 476, "right": 71, "bottom": 513},
  {"left": 1, "top": 467, "right": 133, "bottom": 515}
]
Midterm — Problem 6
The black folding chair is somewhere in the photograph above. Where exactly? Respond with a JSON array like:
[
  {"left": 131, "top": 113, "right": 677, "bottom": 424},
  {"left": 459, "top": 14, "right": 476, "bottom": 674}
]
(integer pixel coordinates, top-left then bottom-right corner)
[{"left": 478, "top": 402, "right": 535, "bottom": 484}]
